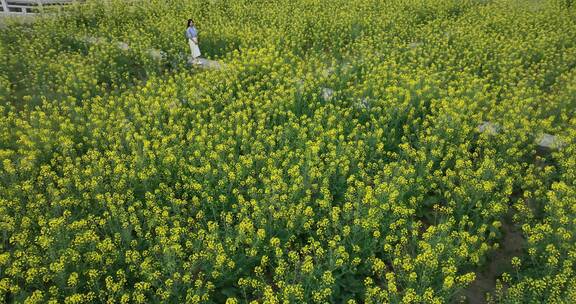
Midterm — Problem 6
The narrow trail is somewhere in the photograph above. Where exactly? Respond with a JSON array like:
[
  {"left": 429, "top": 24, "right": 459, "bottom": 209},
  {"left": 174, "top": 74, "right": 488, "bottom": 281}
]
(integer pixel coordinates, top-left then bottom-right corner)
[
  {"left": 458, "top": 214, "right": 524, "bottom": 304},
  {"left": 456, "top": 123, "right": 565, "bottom": 303}
]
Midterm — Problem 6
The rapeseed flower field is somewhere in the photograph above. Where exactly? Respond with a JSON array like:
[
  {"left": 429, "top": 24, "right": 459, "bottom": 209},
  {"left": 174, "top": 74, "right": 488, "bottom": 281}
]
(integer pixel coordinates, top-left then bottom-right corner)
[{"left": 1, "top": 0, "right": 575, "bottom": 303}]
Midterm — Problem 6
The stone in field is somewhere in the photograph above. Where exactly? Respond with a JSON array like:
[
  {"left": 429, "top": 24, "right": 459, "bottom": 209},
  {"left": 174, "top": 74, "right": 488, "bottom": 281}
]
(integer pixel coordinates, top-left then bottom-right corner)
[
  {"left": 409, "top": 41, "right": 423, "bottom": 49},
  {"left": 322, "top": 67, "right": 336, "bottom": 77},
  {"left": 83, "top": 36, "right": 106, "bottom": 44},
  {"left": 477, "top": 121, "right": 501, "bottom": 135},
  {"left": 321, "top": 87, "right": 334, "bottom": 101},
  {"left": 148, "top": 48, "right": 166, "bottom": 61},
  {"left": 355, "top": 97, "right": 370, "bottom": 109},
  {"left": 536, "top": 133, "right": 564, "bottom": 149},
  {"left": 117, "top": 41, "right": 130, "bottom": 51},
  {"left": 188, "top": 57, "right": 223, "bottom": 70}
]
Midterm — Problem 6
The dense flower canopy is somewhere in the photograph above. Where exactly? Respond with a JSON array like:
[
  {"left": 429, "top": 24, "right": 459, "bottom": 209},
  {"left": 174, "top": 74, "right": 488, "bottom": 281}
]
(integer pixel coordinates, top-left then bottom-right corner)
[{"left": 0, "top": 0, "right": 575, "bottom": 303}]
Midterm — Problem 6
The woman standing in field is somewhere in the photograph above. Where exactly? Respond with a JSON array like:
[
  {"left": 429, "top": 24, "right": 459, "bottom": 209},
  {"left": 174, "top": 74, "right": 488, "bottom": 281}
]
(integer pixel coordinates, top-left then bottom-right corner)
[{"left": 186, "top": 19, "right": 201, "bottom": 63}]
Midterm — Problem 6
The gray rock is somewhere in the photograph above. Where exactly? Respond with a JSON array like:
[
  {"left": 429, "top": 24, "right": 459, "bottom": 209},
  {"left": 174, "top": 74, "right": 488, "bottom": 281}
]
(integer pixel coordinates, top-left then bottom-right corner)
[
  {"left": 321, "top": 87, "right": 334, "bottom": 101},
  {"left": 148, "top": 48, "right": 166, "bottom": 61},
  {"left": 408, "top": 41, "right": 423, "bottom": 49},
  {"left": 355, "top": 97, "right": 370, "bottom": 109},
  {"left": 189, "top": 57, "right": 223, "bottom": 70},
  {"left": 83, "top": 36, "right": 106, "bottom": 44},
  {"left": 116, "top": 41, "right": 130, "bottom": 51},
  {"left": 477, "top": 121, "right": 501, "bottom": 135},
  {"left": 186, "top": 56, "right": 200, "bottom": 65},
  {"left": 536, "top": 133, "right": 564, "bottom": 149},
  {"left": 322, "top": 67, "right": 336, "bottom": 77}
]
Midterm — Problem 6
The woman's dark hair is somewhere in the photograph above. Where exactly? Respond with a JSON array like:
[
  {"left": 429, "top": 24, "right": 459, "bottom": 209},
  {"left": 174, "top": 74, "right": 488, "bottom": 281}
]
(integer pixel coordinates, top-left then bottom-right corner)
[{"left": 187, "top": 19, "right": 194, "bottom": 27}]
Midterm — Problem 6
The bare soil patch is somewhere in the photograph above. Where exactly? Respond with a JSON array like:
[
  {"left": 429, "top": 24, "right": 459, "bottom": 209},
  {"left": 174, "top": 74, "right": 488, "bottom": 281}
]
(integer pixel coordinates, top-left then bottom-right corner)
[{"left": 456, "top": 215, "right": 524, "bottom": 304}]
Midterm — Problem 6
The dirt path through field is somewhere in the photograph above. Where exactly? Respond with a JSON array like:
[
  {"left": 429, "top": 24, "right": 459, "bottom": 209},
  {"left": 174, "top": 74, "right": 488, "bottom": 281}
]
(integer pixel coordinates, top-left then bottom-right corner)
[{"left": 457, "top": 212, "right": 524, "bottom": 304}]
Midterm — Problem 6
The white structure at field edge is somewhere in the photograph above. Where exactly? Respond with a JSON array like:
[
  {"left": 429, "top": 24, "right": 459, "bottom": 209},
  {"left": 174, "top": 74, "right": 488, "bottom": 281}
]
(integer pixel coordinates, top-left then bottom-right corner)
[{"left": 0, "top": 0, "right": 75, "bottom": 15}]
